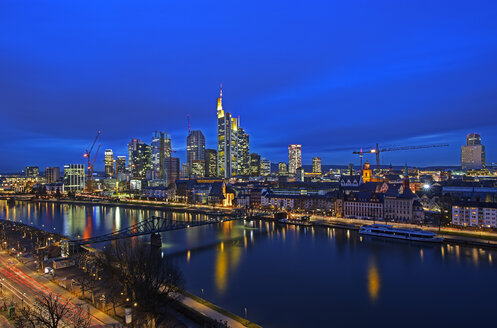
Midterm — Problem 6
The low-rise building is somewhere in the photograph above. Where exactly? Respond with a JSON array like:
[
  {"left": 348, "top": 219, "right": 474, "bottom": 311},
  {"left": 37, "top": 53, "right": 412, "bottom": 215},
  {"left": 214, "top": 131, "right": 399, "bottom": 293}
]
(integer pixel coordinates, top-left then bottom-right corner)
[{"left": 452, "top": 202, "right": 497, "bottom": 228}]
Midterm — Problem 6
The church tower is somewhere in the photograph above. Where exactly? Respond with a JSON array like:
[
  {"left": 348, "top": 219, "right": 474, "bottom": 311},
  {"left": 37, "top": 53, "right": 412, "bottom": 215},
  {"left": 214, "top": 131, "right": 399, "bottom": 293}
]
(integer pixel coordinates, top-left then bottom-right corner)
[{"left": 363, "top": 161, "right": 372, "bottom": 182}]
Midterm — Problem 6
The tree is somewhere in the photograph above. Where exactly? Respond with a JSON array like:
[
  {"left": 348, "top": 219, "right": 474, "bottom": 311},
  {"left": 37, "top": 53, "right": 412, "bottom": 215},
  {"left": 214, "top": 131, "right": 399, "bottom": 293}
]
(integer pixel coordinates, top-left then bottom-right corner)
[
  {"left": 14, "top": 292, "right": 90, "bottom": 328},
  {"left": 76, "top": 274, "right": 92, "bottom": 299},
  {"left": 99, "top": 239, "right": 184, "bottom": 327}
]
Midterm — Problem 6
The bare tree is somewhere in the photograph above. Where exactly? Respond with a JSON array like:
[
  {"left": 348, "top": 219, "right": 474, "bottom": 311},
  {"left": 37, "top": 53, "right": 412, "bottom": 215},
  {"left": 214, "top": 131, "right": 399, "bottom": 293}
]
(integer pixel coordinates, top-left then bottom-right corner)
[
  {"left": 76, "top": 274, "right": 92, "bottom": 299},
  {"left": 14, "top": 292, "right": 90, "bottom": 328},
  {"left": 99, "top": 239, "right": 184, "bottom": 327}
]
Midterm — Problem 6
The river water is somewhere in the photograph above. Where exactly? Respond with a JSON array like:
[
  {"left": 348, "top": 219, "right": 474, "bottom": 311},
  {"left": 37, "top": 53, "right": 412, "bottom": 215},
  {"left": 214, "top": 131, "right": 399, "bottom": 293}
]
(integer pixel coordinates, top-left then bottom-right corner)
[{"left": 1, "top": 200, "right": 496, "bottom": 328}]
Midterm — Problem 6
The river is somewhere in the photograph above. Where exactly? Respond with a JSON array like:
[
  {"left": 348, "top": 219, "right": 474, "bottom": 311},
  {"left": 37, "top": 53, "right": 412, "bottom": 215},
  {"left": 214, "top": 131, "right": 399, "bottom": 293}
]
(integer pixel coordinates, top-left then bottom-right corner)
[{"left": 1, "top": 200, "right": 496, "bottom": 328}]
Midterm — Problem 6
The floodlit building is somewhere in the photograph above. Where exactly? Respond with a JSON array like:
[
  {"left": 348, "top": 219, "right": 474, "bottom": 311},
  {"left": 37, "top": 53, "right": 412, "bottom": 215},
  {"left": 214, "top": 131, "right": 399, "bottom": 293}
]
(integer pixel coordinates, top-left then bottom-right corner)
[
  {"left": 104, "top": 149, "right": 114, "bottom": 178},
  {"left": 312, "top": 157, "right": 321, "bottom": 174},
  {"left": 249, "top": 153, "right": 261, "bottom": 176},
  {"left": 288, "top": 144, "right": 302, "bottom": 174},
  {"left": 63, "top": 164, "right": 85, "bottom": 192},
  {"left": 237, "top": 127, "right": 250, "bottom": 175},
  {"left": 461, "top": 133, "right": 485, "bottom": 170},
  {"left": 217, "top": 86, "right": 238, "bottom": 178},
  {"left": 187, "top": 130, "right": 205, "bottom": 168},
  {"left": 452, "top": 202, "right": 497, "bottom": 228}
]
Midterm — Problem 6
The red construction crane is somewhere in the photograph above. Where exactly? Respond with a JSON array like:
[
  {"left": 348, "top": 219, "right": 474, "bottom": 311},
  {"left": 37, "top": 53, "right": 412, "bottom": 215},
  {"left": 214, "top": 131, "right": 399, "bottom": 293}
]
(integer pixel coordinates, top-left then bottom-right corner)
[
  {"left": 353, "top": 143, "right": 449, "bottom": 171},
  {"left": 84, "top": 131, "right": 101, "bottom": 193}
]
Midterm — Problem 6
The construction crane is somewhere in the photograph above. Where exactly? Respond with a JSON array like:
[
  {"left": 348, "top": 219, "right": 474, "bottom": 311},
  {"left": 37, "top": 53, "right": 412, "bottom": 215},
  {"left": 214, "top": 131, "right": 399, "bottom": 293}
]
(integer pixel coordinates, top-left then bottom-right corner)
[
  {"left": 84, "top": 131, "right": 101, "bottom": 193},
  {"left": 353, "top": 143, "right": 449, "bottom": 171}
]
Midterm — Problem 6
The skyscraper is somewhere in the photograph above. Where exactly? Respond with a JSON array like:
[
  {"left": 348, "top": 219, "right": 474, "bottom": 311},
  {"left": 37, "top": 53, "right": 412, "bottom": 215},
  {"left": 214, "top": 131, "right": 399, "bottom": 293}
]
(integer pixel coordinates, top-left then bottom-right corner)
[
  {"left": 217, "top": 86, "right": 240, "bottom": 178},
  {"left": 312, "top": 157, "right": 322, "bottom": 174},
  {"left": 45, "top": 167, "right": 60, "bottom": 183},
  {"left": 164, "top": 157, "right": 180, "bottom": 186},
  {"left": 63, "top": 164, "right": 85, "bottom": 191},
  {"left": 128, "top": 139, "right": 152, "bottom": 179},
  {"left": 104, "top": 149, "right": 114, "bottom": 178},
  {"left": 461, "top": 133, "right": 485, "bottom": 170},
  {"left": 187, "top": 130, "right": 205, "bottom": 172},
  {"left": 205, "top": 149, "right": 218, "bottom": 177},
  {"left": 116, "top": 156, "right": 126, "bottom": 176},
  {"left": 237, "top": 127, "right": 250, "bottom": 175},
  {"left": 25, "top": 166, "right": 39, "bottom": 178},
  {"left": 151, "top": 131, "right": 172, "bottom": 180},
  {"left": 288, "top": 144, "right": 302, "bottom": 174},
  {"left": 261, "top": 158, "right": 271, "bottom": 176},
  {"left": 249, "top": 153, "right": 261, "bottom": 176}
]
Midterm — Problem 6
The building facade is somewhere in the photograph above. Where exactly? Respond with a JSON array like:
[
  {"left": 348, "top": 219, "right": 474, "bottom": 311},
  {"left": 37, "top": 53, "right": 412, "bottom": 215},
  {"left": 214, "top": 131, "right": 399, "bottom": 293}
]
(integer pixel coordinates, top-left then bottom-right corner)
[
  {"left": 452, "top": 202, "right": 497, "bottom": 228},
  {"left": 288, "top": 144, "right": 302, "bottom": 174},
  {"left": 25, "top": 166, "right": 39, "bottom": 178},
  {"left": 104, "top": 149, "right": 114, "bottom": 178},
  {"left": 249, "top": 153, "right": 261, "bottom": 176},
  {"left": 312, "top": 157, "right": 322, "bottom": 174},
  {"left": 278, "top": 162, "right": 288, "bottom": 176},
  {"left": 261, "top": 158, "right": 271, "bottom": 176},
  {"left": 151, "top": 131, "right": 172, "bottom": 180},
  {"left": 128, "top": 139, "right": 152, "bottom": 179},
  {"left": 187, "top": 130, "right": 205, "bottom": 168},
  {"left": 217, "top": 87, "right": 238, "bottom": 178},
  {"left": 205, "top": 149, "right": 218, "bottom": 178},
  {"left": 237, "top": 127, "right": 250, "bottom": 175},
  {"left": 63, "top": 164, "right": 85, "bottom": 192},
  {"left": 45, "top": 167, "right": 60, "bottom": 183},
  {"left": 461, "top": 133, "right": 485, "bottom": 170}
]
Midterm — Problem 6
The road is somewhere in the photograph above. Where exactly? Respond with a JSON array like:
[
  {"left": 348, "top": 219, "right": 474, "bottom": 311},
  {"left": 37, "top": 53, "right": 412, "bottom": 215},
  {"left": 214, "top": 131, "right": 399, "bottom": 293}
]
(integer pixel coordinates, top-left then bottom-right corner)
[{"left": 0, "top": 251, "right": 120, "bottom": 327}]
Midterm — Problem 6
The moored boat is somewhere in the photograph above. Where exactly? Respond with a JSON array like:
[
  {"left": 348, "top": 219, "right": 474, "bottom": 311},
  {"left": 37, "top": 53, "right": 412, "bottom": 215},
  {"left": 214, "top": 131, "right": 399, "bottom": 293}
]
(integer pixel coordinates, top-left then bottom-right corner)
[{"left": 359, "top": 224, "right": 443, "bottom": 243}]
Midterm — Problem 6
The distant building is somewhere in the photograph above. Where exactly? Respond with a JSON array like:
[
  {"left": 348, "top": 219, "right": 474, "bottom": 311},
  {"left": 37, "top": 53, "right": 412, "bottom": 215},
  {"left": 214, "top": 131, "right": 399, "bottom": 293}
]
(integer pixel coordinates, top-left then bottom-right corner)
[
  {"left": 151, "top": 131, "right": 171, "bottom": 180},
  {"left": 261, "top": 158, "right": 271, "bottom": 176},
  {"left": 452, "top": 202, "right": 497, "bottom": 228},
  {"left": 288, "top": 144, "right": 302, "bottom": 174},
  {"left": 187, "top": 130, "right": 205, "bottom": 168},
  {"left": 45, "top": 167, "right": 60, "bottom": 183},
  {"left": 191, "top": 160, "right": 205, "bottom": 177},
  {"left": 217, "top": 87, "right": 239, "bottom": 178},
  {"left": 128, "top": 139, "right": 152, "bottom": 179},
  {"left": 204, "top": 149, "right": 218, "bottom": 178},
  {"left": 116, "top": 156, "right": 126, "bottom": 175},
  {"left": 104, "top": 149, "right": 114, "bottom": 178},
  {"left": 63, "top": 164, "right": 85, "bottom": 191},
  {"left": 237, "top": 127, "right": 250, "bottom": 175},
  {"left": 461, "top": 133, "right": 485, "bottom": 170},
  {"left": 278, "top": 162, "right": 288, "bottom": 176},
  {"left": 312, "top": 157, "right": 321, "bottom": 174},
  {"left": 164, "top": 157, "right": 180, "bottom": 186},
  {"left": 25, "top": 166, "right": 39, "bottom": 178},
  {"left": 249, "top": 153, "right": 261, "bottom": 176},
  {"left": 297, "top": 167, "right": 305, "bottom": 182}
]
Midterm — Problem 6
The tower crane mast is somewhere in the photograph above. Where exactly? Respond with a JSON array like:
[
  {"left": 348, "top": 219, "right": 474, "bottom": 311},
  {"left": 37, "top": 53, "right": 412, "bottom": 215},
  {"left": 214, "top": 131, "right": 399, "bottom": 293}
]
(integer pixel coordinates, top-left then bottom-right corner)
[{"left": 84, "top": 131, "right": 101, "bottom": 193}]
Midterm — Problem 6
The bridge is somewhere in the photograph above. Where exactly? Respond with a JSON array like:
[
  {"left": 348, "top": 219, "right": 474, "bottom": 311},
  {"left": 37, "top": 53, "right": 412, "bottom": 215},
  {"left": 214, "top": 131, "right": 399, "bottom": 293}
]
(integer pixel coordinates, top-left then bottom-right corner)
[{"left": 60, "top": 208, "right": 283, "bottom": 256}]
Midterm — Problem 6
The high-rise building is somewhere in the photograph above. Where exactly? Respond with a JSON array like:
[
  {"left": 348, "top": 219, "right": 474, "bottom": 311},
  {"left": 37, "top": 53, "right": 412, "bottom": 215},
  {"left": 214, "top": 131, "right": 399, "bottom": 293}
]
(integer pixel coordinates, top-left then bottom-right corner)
[
  {"left": 237, "top": 127, "right": 250, "bottom": 175},
  {"left": 128, "top": 139, "right": 152, "bottom": 179},
  {"left": 461, "top": 133, "right": 485, "bottom": 170},
  {"left": 191, "top": 160, "right": 205, "bottom": 177},
  {"left": 288, "top": 144, "right": 302, "bottom": 174},
  {"left": 217, "top": 86, "right": 240, "bottom": 178},
  {"left": 116, "top": 156, "right": 126, "bottom": 175},
  {"left": 164, "top": 157, "right": 180, "bottom": 186},
  {"left": 249, "top": 153, "right": 261, "bottom": 176},
  {"left": 25, "top": 166, "right": 39, "bottom": 178},
  {"left": 261, "top": 158, "right": 271, "bottom": 176},
  {"left": 297, "top": 166, "right": 305, "bottom": 182},
  {"left": 312, "top": 157, "right": 322, "bottom": 174},
  {"left": 151, "top": 131, "right": 171, "bottom": 180},
  {"left": 45, "top": 167, "right": 60, "bottom": 183},
  {"left": 278, "top": 162, "right": 288, "bottom": 176},
  {"left": 63, "top": 164, "right": 85, "bottom": 191},
  {"left": 104, "top": 149, "right": 114, "bottom": 178},
  {"left": 205, "top": 149, "right": 218, "bottom": 177},
  {"left": 187, "top": 130, "right": 205, "bottom": 168}
]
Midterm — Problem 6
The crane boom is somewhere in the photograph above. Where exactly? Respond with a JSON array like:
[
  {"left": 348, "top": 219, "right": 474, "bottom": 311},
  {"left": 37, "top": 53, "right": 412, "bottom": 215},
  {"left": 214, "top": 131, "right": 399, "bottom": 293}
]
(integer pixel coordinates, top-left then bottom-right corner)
[{"left": 380, "top": 143, "right": 449, "bottom": 152}]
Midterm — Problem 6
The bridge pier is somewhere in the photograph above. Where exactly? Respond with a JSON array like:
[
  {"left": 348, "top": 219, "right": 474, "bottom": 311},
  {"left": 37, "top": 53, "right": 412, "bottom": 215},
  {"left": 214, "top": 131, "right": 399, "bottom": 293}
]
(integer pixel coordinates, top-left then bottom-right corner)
[{"left": 150, "top": 233, "right": 162, "bottom": 248}]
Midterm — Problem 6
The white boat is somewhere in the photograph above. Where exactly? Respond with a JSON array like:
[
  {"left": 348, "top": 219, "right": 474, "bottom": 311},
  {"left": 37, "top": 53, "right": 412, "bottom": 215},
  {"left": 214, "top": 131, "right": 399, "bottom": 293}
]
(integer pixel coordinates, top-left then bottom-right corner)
[{"left": 359, "top": 224, "right": 443, "bottom": 243}]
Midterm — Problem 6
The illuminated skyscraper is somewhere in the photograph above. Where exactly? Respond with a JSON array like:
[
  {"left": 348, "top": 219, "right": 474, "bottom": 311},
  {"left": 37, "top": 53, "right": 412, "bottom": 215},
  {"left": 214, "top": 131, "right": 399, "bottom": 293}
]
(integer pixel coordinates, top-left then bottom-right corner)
[
  {"left": 461, "top": 133, "right": 485, "bottom": 170},
  {"left": 261, "top": 158, "right": 271, "bottom": 176},
  {"left": 288, "top": 144, "right": 302, "bottom": 174},
  {"left": 217, "top": 86, "right": 240, "bottom": 178},
  {"left": 187, "top": 130, "right": 205, "bottom": 168},
  {"left": 104, "top": 149, "right": 114, "bottom": 178},
  {"left": 25, "top": 166, "right": 39, "bottom": 178},
  {"left": 151, "top": 131, "right": 171, "bottom": 180},
  {"left": 116, "top": 156, "right": 126, "bottom": 175},
  {"left": 205, "top": 149, "right": 218, "bottom": 177},
  {"left": 312, "top": 157, "right": 322, "bottom": 174},
  {"left": 249, "top": 153, "right": 261, "bottom": 176},
  {"left": 128, "top": 139, "right": 152, "bottom": 179},
  {"left": 237, "top": 127, "right": 250, "bottom": 175},
  {"left": 164, "top": 157, "right": 180, "bottom": 186}
]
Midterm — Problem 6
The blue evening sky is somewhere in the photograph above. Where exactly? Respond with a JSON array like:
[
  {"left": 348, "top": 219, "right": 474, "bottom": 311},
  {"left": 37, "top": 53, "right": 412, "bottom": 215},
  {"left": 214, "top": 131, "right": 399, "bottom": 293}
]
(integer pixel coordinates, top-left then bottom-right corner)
[{"left": 1, "top": 0, "right": 497, "bottom": 171}]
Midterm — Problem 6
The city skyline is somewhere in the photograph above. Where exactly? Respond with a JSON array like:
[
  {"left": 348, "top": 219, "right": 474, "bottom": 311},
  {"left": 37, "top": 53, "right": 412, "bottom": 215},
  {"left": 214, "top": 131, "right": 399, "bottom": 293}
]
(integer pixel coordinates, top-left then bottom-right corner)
[{"left": 2, "top": 1, "right": 497, "bottom": 171}]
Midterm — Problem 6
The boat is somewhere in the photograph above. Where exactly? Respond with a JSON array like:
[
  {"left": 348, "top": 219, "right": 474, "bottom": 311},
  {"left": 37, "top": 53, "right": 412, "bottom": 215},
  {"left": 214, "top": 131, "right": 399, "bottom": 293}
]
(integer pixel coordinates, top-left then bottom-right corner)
[{"left": 359, "top": 224, "right": 443, "bottom": 243}]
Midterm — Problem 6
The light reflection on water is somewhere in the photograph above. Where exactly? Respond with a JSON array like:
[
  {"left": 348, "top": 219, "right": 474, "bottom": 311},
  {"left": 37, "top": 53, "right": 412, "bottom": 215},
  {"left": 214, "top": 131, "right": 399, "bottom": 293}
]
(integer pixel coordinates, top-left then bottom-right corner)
[{"left": 1, "top": 201, "right": 497, "bottom": 328}]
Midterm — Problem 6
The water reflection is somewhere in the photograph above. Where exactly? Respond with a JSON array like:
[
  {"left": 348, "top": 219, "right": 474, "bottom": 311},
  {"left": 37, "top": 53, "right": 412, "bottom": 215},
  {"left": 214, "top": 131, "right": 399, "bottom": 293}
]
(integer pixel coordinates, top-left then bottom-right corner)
[{"left": 367, "top": 259, "right": 380, "bottom": 303}]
